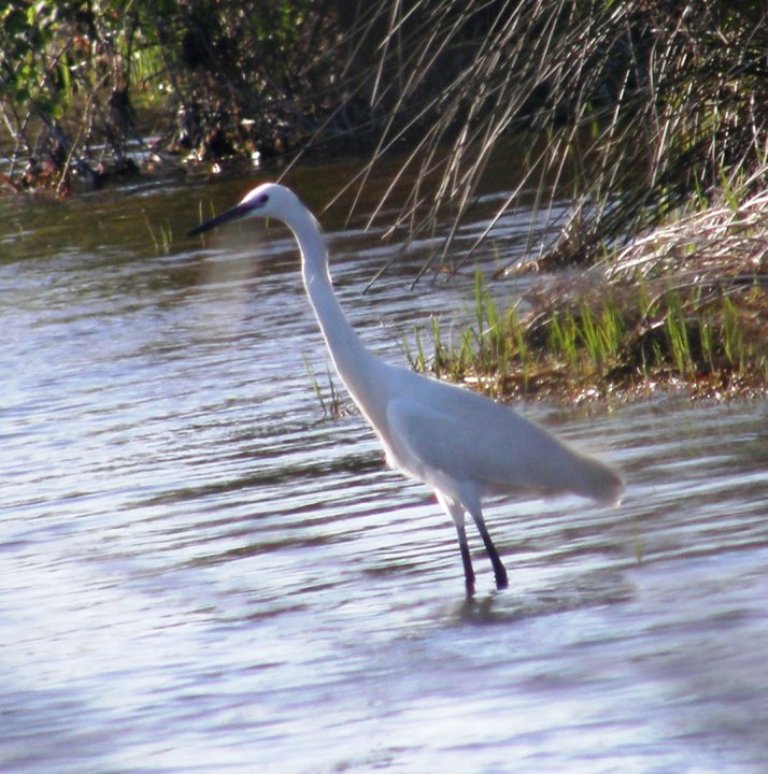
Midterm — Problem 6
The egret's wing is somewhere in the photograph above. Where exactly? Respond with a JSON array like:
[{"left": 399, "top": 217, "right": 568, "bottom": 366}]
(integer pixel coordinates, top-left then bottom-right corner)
[
  {"left": 387, "top": 395, "right": 556, "bottom": 492},
  {"left": 386, "top": 392, "right": 622, "bottom": 504}
]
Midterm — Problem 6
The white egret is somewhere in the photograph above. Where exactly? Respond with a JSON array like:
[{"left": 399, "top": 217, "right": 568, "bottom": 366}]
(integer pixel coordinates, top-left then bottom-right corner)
[{"left": 189, "top": 183, "right": 624, "bottom": 596}]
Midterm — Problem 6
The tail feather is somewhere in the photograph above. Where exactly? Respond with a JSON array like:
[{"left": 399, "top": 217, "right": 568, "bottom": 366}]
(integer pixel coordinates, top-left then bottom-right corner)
[{"left": 571, "top": 453, "right": 624, "bottom": 506}]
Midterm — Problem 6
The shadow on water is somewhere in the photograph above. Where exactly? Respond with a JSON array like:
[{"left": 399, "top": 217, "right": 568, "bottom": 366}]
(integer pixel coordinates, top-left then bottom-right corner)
[
  {"left": 0, "top": 686, "right": 114, "bottom": 772},
  {"left": 453, "top": 569, "right": 635, "bottom": 626}
]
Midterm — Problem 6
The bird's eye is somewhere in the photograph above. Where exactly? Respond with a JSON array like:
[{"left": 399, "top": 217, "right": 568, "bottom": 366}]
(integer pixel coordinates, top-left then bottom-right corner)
[{"left": 258, "top": 193, "right": 269, "bottom": 205}]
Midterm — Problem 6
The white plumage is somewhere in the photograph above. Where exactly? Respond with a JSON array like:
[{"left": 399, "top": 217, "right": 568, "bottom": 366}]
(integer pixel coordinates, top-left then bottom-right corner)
[{"left": 190, "top": 183, "right": 624, "bottom": 596}]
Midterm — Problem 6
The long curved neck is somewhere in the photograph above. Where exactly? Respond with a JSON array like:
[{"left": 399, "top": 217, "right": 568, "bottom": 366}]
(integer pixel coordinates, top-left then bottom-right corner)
[{"left": 286, "top": 210, "right": 376, "bottom": 398}]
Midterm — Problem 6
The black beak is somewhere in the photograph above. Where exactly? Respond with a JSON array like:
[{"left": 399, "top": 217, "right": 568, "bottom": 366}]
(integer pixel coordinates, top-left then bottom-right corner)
[{"left": 188, "top": 201, "right": 252, "bottom": 237}]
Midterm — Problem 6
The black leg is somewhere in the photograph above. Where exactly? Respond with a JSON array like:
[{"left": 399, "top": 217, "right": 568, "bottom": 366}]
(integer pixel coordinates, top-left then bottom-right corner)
[
  {"left": 438, "top": 493, "right": 476, "bottom": 597},
  {"left": 454, "top": 518, "right": 476, "bottom": 598},
  {"left": 469, "top": 505, "right": 508, "bottom": 590}
]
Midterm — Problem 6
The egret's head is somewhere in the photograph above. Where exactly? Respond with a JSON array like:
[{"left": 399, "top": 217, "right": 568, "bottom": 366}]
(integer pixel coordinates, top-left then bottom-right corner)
[{"left": 188, "top": 182, "right": 302, "bottom": 236}]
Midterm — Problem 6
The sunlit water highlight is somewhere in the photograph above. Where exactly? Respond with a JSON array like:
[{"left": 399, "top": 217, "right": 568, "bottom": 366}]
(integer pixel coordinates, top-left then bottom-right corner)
[{"left": 2, "top": 173, "right": 767, "bottom": 772}]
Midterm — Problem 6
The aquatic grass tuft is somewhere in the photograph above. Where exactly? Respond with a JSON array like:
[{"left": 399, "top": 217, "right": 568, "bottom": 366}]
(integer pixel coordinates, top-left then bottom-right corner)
[
  {"left": 303, "top": 355, "right": 343, "bottom": 418},
  {"left": 546, "top": 310, "right": 573, "bottom": 368},
  {"left": 664, "top": 294, "right": 693, "bottom": 378},
  {"left": 145, "top": 217, "right": 173, "bottom": 255},
  {"left": 722, "top": 296, "right": 746, "bottom": 370},
  {"left": 414, "top": 270, "right": 767, "bottom": 401},
  {"left": 577, "top": 302, "right": 624, "bottom": 371}
]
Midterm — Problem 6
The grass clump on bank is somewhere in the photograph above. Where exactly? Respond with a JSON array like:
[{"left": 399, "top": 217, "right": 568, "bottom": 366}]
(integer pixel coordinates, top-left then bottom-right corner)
[{"left": 408, "top": 190, "right": 768, "bottom": 402}]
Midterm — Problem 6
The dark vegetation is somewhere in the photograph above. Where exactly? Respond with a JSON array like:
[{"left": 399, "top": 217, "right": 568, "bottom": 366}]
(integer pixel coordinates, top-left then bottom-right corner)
[
  {"left": 3, "top": 1, "right": 768, "bottom": 398},
  {"left": 0, "top": 0, "right": 349, "bottom": 192}
]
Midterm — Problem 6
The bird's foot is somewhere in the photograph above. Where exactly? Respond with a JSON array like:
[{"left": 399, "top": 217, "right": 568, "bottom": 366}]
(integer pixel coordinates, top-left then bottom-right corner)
[{"left": 494, "top": 566, "right": 509, "bottom": 591}]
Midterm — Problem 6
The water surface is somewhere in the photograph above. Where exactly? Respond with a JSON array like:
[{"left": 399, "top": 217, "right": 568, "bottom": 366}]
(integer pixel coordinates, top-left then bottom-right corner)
[{"left": 2, "top": 169, "right": 768, "bottom": 772}]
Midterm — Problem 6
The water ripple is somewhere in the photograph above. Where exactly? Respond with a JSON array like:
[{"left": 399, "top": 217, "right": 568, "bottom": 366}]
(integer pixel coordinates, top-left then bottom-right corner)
[{"left": 2, "top": 182, "right": 767, "bottom": 772}]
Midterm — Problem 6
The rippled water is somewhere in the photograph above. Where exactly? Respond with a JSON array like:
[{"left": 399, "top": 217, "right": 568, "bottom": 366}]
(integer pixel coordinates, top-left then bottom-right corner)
[{"left": 2, "top": 170, "right": 768, "bottom": 772}]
